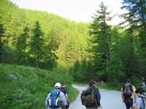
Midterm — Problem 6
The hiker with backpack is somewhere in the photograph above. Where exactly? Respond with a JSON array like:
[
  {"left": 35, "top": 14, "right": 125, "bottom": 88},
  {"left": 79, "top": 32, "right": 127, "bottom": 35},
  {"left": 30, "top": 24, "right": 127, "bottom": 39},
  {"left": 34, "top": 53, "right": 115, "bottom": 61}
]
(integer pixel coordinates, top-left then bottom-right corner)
[
  {"left": 61, "top": 82, "right": 70, "bottom": 109},
  {"left": 81, "top": 80, "right": 101, "bottom": 109},
  {"left": 45, "top": 82, "right": 69, "bottom": 109},
  {"left": 122, "top": 79, "right": 136, "bottom": 109},
  {"left": 133, "top": 88, "right": 145, "bottom": 109}
]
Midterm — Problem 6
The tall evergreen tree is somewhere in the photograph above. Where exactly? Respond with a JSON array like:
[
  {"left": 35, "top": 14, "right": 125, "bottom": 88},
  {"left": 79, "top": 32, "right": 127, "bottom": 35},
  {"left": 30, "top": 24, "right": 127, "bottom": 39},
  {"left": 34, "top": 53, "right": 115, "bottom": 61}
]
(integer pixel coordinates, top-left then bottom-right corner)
[
  {"left": 88, "top": 2, "right": 113, "bottom": 79},
  {"left": 121, "top": 0, "right": 146, "bottom": 78},
  {"left": 15, "top": 26, "right": 29, "bottom": 65},
  {"left": 122, "top": 0, "right": 146, "bottom": 30},
  {"left": 121, "top": 0, "right": 146, "bottom": 47},
  {"left": 28, "top": 21, "right": 44, "bottom": 68}
]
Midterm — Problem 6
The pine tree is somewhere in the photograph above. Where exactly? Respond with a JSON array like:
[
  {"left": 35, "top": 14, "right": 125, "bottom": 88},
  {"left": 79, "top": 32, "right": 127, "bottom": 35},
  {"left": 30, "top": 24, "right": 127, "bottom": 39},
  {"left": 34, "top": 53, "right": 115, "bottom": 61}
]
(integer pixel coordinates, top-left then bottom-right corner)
[
  {"left": 88, "top": 2, "right": 113, "bottom": 75},
  {"left": 15, "top": 26, "right": 29, "bottom": 65},
  {"left": 122, "top": 0, "right": 146, "bottom": 30},
  {"left": 28, "top": 21, "right": 44, "bottom": 68},
  {"left": 121, "top": 0, "right": 146, "bottom": 47},
  {"left": 121, "top": 0, "right": 146, "bottom": 78}
]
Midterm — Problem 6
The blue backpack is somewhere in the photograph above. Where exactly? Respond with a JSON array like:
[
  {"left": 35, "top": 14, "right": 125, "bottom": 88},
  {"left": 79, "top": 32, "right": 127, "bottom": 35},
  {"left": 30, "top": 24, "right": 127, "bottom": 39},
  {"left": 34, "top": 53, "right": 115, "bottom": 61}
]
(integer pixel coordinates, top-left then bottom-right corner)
[{"left": 47, "top": 89, "right": 61, "bottom": 108}]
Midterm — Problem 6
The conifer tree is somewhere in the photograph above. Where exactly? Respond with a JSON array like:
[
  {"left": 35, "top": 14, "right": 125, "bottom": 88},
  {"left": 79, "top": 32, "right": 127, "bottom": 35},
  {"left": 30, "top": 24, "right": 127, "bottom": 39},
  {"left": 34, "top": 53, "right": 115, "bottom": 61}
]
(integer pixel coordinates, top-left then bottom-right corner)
[
  {"left": 122, "top": 0, "right": 146, "bottom": 30},
  {"left": 88, "top": 2, "right": 113, "bottom": 76},
  {"left": 121, "top": 0, "right": 146, "bottom": 47},
  {"left": 121, "top": 0, "right": 146, "bottom": 77},
  {"left": 28, "top": 21, "right": 44, "bottom": 68},
  {"left": 16, "top": 26, "right": 29, "bottom": 65}
]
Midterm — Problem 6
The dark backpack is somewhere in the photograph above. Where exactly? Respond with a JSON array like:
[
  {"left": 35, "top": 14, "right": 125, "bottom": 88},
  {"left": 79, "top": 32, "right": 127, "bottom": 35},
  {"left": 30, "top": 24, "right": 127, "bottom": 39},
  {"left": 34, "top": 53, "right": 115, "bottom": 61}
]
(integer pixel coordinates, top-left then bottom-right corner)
[
  {"left": 47, "top": 89, "right": 61, "bottom": 108},
  {"left": 123, "top": 83, "right": 133, "bottom": 98},
  {"left": 81, "top": 87, "right": 97, "bottom": 106}
]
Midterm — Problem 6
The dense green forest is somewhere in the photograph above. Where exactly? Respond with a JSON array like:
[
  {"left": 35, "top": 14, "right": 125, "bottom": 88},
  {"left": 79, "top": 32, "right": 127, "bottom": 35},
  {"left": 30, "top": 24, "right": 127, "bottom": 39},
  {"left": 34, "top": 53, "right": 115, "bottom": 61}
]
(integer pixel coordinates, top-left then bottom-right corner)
[{"left": 1, "top": 0, "right": 146, "bottom": 83}]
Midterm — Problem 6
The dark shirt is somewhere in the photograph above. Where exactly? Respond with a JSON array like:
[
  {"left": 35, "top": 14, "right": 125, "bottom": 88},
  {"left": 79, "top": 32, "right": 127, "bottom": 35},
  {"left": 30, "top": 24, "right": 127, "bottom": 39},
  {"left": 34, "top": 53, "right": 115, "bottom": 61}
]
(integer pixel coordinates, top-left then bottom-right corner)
[{"left": 61, "top": 87, "right": 68, "bottom": 95}]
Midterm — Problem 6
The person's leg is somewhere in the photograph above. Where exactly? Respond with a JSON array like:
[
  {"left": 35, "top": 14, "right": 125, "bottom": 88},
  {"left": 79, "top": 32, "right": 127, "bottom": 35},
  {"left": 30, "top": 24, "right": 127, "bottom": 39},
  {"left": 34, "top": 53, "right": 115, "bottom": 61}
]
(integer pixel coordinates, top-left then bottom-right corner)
[
  {"left": 124, "top": 98, "right": 130, "bottom": 109},
  {"left": 129, "top": 98, "right": 133, "bottom": 109},
  {"left": 61, "top": 105, "right": 67, "bottom": 109},
  {"left": 125, "top": 102, "right": 129, "bottom": 109}
]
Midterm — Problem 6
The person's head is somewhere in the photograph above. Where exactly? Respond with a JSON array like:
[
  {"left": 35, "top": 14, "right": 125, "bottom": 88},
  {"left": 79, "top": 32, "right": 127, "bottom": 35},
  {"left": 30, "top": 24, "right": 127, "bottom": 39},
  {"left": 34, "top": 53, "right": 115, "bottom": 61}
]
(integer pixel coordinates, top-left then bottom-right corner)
[
  {"left": 135, "top": 88, "right": 144, "bottom": 96},
  {"left": 61, "top": 82, "right": 66, "bottom": 87},
  {"left": 89, "top": 80, "right": 96, "bottom": 86},
  {"left": 54, "top": 82, "right": 61, "bottom": 89},
  {"left": 126, "top": 79, "right": 131, "bottom": 83}
]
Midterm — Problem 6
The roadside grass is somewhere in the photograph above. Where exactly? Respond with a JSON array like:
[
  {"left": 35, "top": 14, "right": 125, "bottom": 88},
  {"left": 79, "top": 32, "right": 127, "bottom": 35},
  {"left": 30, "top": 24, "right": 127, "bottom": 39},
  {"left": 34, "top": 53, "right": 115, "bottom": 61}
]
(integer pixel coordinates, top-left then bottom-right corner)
[
  {"left": 67, "top": 85, "right": 79, "bottom": 102},
  {"left": 0, "top": 63, "right": 77, "bottom": 109},
  {"left": 97, "top": 83, "right": 122, "bottom": 91},
  {"left": 73, "top": 81, "right": 123, "bottom": 91}
]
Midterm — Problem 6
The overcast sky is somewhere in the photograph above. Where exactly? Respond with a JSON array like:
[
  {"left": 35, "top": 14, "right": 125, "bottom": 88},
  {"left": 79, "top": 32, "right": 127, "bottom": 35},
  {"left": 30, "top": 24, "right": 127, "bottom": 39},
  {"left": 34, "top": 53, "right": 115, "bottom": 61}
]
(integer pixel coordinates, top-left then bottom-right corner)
[{"left": 9, "top": 0, "right": 126, "bottom": 25}]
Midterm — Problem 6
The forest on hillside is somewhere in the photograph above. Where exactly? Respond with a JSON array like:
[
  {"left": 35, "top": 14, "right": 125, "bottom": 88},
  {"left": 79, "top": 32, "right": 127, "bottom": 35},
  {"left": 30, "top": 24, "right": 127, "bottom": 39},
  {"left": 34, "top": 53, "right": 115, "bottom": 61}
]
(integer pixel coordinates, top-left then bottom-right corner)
[{"left": 1, "top": 0, "right": 146, "bottom": 84}]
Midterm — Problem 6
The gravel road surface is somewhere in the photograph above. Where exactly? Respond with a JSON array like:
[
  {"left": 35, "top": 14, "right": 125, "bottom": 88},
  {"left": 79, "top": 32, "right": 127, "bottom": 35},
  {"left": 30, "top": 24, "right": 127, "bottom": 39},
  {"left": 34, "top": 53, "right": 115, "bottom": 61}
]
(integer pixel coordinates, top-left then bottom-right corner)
[{"left": 69, "top": 84, "right": 126, "bottom": 109}]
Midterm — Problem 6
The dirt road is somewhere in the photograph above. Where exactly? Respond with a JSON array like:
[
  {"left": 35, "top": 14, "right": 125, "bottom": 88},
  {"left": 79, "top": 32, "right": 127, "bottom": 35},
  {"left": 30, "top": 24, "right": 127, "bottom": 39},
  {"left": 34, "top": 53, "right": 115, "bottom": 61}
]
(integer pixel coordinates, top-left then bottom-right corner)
[{"left": 69, "top": 84, "right": 126, "bottom": 109}]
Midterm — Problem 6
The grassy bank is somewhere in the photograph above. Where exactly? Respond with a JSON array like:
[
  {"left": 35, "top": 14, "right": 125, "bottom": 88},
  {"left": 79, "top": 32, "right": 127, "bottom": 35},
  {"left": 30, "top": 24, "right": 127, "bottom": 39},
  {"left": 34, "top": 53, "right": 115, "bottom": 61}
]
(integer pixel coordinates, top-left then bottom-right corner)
[{"left": 0, "top": 64, "right": 78, "bottom": 109}]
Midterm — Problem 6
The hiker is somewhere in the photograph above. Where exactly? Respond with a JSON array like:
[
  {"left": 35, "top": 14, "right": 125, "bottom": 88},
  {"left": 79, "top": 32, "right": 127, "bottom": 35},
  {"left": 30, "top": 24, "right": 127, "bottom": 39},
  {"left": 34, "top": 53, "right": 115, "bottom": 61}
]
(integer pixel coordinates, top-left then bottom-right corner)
[
  {"left": 81, "top": 80, "right": 101, "bottom": 109},
  {"left": 121, "top": 79, "right": 136, "bottom": 109},
  {"left": 61, "top": 82, "right": 68, "bottom": 101},
  {"left": 133, "top": 88, "right": 145, "bottom": 109},
  {"left": 45, "top": 82, "right": 69, "bottom": 109},
  {"left": 61, "top": 82, "right": 69, "bottom": 109}
]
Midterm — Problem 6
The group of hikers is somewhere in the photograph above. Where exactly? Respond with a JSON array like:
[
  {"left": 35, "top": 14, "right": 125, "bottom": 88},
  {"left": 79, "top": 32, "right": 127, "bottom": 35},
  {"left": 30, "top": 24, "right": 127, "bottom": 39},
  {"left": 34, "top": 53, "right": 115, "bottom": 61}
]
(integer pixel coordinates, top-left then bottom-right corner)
[
  {"left": 121, "top": 79, "right": 145, "bottom": 109},
  {"left": 45, "top": 79, "right": 145, "bottom": 109}
]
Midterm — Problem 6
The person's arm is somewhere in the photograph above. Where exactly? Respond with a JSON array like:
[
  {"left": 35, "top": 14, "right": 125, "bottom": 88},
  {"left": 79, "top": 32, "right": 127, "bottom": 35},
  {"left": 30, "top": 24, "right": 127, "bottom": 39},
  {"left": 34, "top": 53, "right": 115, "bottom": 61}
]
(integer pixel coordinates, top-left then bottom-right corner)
[
  {"left": 121, "top": 87, "right": 124, "bottom": 102},
  {"left": 63, "top": 89, "right": 68, "bottom": 101},
  {"left": 45, "top": 93, "right": 50, "bottom": 109},
  {"left": 132, "top": 85, "right": 136, "bottom": 103},
  {"left": 95, "top": 88, "right": 101, "bottom": 106},
  {"left": 133, "top": 98, "right": 141, "bottom": 109},
  {"left": 134, "top": 106, "right": 141, "bottom": 109},
  {"left": 60, "top": 92, "right": 68, "bottom": 106},
  {"left": 65, "top": 93, "right": 68, "bottom": 101}
]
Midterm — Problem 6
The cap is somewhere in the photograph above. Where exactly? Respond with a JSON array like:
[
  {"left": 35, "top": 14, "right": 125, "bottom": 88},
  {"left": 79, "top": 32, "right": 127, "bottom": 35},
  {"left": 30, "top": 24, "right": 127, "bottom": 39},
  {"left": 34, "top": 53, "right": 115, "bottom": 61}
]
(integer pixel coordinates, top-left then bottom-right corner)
[{"left": 54, "top": 82, "right": 61, "bottom": 88}]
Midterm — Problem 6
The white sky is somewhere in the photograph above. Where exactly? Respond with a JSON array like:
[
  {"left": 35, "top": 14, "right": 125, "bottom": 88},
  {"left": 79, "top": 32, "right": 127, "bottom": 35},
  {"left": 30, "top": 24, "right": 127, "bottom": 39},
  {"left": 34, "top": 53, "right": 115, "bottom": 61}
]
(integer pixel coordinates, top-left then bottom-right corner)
[{"left": 9, "top": 0, "right": 126, "bottom": 25}]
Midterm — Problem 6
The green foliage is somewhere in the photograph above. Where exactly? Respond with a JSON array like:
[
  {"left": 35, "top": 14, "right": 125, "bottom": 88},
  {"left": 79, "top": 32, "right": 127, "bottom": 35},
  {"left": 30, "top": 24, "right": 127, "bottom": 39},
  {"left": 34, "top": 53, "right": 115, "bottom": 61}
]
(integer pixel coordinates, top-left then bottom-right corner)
[
  {"left": 86, "top": 2, "right": 113, "bottom": 82},
  {"left": 0, "top": 64, "right": 75, "bottom": 109},
  {"left": 121, "top": 0, "right": 146, "bottom": 31},
  {"left": 15, "top": 26, "right": 30, "bottom": 65},
  {"left": 130, "top": 76, "right": 142, "bottom": 88},
  {"left": 0, "top": 0, "right": 90, "bottom": 69},
  {"left": 0, "top": 45, "right": 16, "bottom": 64},
  {"left": 106, "top": 55, "right": 126, "bottom": 83},
  {"left": 0, "top": 0, "right": 146, "bottom": 90},
  {"left": 0, "top": 23, "right": 5, "bottom": 62},
  {"left": 97, "top": 83, "right": 123, "bottom": 91},
  {"left": 28, "top": 21, "right": 44, "bottom": 68}
]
